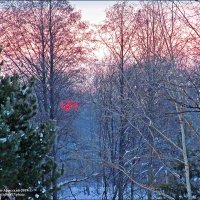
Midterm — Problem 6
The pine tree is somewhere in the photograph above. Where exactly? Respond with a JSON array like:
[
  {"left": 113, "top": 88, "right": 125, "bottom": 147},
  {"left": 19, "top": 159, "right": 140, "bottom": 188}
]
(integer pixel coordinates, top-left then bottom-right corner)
[
  {"left": 0, "top": 48, "right": 62, "bottom": 199},
  {"left": 158, "top": 150, "right": 200, "bottom": 200}
]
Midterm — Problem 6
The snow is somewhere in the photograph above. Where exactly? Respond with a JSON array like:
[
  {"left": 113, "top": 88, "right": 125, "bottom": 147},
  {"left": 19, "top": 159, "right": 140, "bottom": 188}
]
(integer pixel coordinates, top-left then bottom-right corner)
[
  {"left": 92, "top": 173, "right": 99, "bottom": 176},
  {"left": 3, "top": 110, "right": 11, "bottom": 116},
  {"left": 39, "top": 133, "right": 43, "bottom": 138},
  {"left": 59, "top": 185, "right": 148, "bottom": 200},
  {"left": 0, "top": 137, "right": 7, "bottom": 143},
  {"left": 193, "top": 177, "right": 200, "bottom": 182},
  {"left": 35, "top": 194, "right": 39, "bottom": 198},
  {"left": 59, "top": 185, "right": 102, "bottom": 200},
  {"left": 22, "top": 87, "right": 29, "bottom": 95},
  {"left": 155, "top": 166, "right": 164, "bottom": 176},
  {"left": 125, "top": 150, "right": 130, "bottom": 154},
  {"left": 41, "top": 188, "right": 46, "bottom": 193}
]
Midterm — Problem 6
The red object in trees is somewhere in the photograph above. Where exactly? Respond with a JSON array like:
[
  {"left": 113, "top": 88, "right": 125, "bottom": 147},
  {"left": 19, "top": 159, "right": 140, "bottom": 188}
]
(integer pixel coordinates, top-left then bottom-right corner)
[{"left": 60, "top": 100, "right": 79, "bottom": 112}]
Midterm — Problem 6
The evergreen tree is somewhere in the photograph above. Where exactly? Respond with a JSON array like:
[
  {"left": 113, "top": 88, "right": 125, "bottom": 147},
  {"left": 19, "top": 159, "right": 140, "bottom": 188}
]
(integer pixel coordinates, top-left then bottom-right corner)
[
  {"left": 0, "top": 49, "right": 62, "bottom": 199},
  {"left": 158, "top": 150, "right": 200, "bottom": 200}
]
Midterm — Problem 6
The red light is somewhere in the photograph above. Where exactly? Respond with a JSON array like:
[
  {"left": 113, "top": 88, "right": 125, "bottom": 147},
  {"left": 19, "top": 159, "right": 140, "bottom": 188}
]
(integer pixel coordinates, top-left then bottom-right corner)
[{"left": 60, "top": 100, "right": 79, "bottom": 112}]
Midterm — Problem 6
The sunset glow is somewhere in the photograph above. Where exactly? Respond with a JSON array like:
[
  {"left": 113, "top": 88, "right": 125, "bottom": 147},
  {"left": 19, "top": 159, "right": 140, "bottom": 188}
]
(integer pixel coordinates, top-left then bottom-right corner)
[{"left": 60, "top": 100, "right": 80, "bottom": 112}]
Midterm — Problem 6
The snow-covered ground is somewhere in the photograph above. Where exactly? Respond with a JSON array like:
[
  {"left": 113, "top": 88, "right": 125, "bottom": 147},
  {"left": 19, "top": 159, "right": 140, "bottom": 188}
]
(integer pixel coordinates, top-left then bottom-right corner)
[
  {"left": 59, "top": 185, "right": 102, "bottom": 200},
  {"left": 59, "top": 184, "right": 149, "bottom": 200}
]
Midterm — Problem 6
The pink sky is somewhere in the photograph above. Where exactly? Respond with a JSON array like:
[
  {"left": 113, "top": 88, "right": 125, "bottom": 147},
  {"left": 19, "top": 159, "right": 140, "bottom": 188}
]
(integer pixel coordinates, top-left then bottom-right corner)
[
  {"left": 70, "top": 1, "right": 115, "bottom": 24},
  {"left": 69, "top": 1, "right": 116, "bottom": 59}
]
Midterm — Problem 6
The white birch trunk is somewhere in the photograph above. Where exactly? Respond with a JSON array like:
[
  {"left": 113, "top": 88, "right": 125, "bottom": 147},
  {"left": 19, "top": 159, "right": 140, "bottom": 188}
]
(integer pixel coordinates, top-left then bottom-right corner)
[{"left": 176, "top": 105, "right": 192, "bottom": 200}]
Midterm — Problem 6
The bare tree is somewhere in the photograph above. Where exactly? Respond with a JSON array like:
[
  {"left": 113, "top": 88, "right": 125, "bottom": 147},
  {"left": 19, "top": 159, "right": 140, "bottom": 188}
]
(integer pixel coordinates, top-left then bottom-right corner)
[
  {"left": 97, "top": 2, "right": 139, "bottom": 199},
  {"left": 0, "top": 1, "right": 93, "bottom": 199}
]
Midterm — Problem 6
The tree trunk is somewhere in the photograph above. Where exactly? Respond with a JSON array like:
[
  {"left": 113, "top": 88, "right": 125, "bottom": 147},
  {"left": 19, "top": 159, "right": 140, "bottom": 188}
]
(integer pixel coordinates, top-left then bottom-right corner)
[
  {"left": 118, "top": 9, "right": 126, "bottom": 200},
  {"left": 40, "top": 1, "right": 48, "bottom": 113},
  {"left": 177, "top": 106, "right": 192, "bottom": 200},
  {"left": 102, "top": 166, "right": 108, "bottom": 200},
  {"left": 130, "top": 174, "right": 134, "bottom": 200},
  {"left": 49, "top": 1, "right": 57, "bottom": 200}
]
